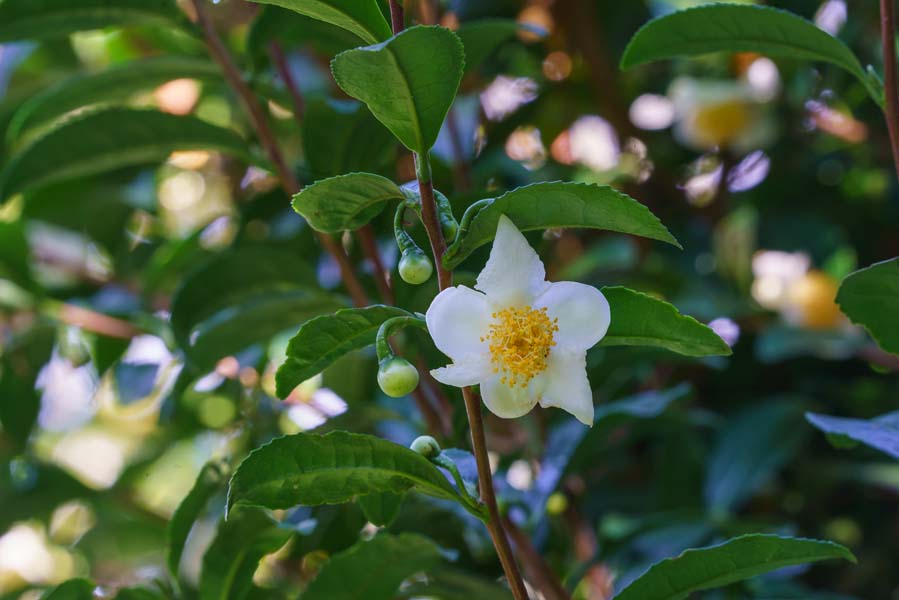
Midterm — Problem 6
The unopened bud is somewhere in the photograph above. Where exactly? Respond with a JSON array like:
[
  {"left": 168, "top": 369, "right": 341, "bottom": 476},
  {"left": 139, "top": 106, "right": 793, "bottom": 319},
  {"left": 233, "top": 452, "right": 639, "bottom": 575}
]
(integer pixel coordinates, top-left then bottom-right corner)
[
  {"left": 398, "top": 250, "right": 433, "bottom": 285},
  {"left": 409, "top": 435, "right": 441, "bottom": 457},
  {"left": 377, "top": 356, "right": 420, "bottom": 397}
]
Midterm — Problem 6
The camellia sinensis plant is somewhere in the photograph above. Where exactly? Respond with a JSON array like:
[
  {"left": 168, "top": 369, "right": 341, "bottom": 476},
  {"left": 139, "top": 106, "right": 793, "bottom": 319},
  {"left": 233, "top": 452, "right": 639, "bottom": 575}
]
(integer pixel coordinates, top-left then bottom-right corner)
[{"left": 3, "top": 0, "right": 899, "bottom": 599}]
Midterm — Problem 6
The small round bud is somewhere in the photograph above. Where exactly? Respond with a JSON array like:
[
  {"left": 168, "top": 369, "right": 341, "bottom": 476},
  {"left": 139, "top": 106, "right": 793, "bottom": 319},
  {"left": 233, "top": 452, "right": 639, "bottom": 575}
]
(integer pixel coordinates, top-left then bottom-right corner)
[
  {"left": 377, "top": 356, "right": 420, "bottom": 397},
  {"left": 398, "top": 250, "right": 433, "bottom": 285},
  {"left": 409, "top": 435, "right": 441, "bottom": 457}
]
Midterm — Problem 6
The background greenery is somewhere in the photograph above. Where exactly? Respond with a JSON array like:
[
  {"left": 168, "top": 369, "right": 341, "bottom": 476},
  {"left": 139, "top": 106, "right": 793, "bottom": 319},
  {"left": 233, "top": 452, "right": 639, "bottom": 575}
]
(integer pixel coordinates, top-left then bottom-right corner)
[{"left": 0, "top": 0, "right": 897, "bottom": 598}]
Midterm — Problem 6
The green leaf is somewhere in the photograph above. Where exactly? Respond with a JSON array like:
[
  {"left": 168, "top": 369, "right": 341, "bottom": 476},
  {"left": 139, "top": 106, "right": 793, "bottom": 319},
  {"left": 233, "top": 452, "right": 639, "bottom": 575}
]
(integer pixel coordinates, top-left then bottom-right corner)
[
  {"left": 0, "top": 326, "right": 55, "bottom": 450},
  {"left": 443, "top": 182, "right": 679, "bottom": 268},
  {"left": 247, "top": 6, "right": 366, "bottom": 67},
  {"left": 620, "top": 4, "right": 881, "bottom": 106},
  {"left": 705, "top": 402, "right": 806, "bottom": 511},
  {"left": 456, "top": 19, "right": 523, "bottom": 75},
  {"left": 599, "top": 287, "right": 731, "bottom": 357},
  {"left": 400, "top": 567, "right": 514, "bottom": 600},
  {"left": 168, "top": 460, "right": 228, "bottom": 578},
  {"left": 170, "top": 245, "right": 337, "bottom": 369},
  {"left": 276, "top": 305, "right": 411, "bottom": 398},
  {"left": 303, "top": 533, "right": 443, "bottom": 600},
  {"left": 302, "top": 99, "right": 396, "bottom": 179},
  {"left": 614, "top": 534, "right": 855, "bottom": 600},
  {"left": 246, "top": 0, "right": 391, "bottom": 45},
  {"left": 199, "top": 508, "right": 292, "bottom": 600},
  {"left": 40, "top": 579, "right": 95, "bottom": 600},
  {"left": 0, "top": 220, "right": 35, "bottom": 292},
  {"left": 8, "top": 56, "right": 222, "bottom": 142},
  {"left": 227, "top": 431, "right": 469, "bottom": 515},
  {"left": 358, "top": 492, "right": 404, "bottom": 527},
  {"left": 836, "top": 257, "right": 899, "bottom": 355},
  {"left": 0, "top": 108, "right": 256, "bottom": 202},
  {"left": 806, "top": 411, "right": 899, "bottom": 460},
  {"left": 115, "top": 588, "right": 168, "bottom": 600},
  {"left": 0, "top": 0, "right": 188, "bottom": 42},
  {"left": 292, "top": 173, "right": 404, "bottom": 233},
  {"left": 331, "top": 25, "right": 465, "bottom": 153}
]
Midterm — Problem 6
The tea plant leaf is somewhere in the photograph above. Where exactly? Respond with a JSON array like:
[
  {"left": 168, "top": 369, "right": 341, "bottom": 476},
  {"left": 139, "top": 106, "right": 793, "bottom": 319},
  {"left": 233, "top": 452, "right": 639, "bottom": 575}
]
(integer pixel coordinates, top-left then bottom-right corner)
[
  {"left": 167, "top": 461, "right": 228, "bottom": 578},
  {"left": 291, "top": 173, "right": 404, "bottom": 233},
  {"left": 836, "top": 257, "right": 899, "bottom": 355},
  {"left": 247, "top": 0, "right": 391, "bottom": 45},
  {"left": 806, "top": 411, "right": 899, "bottom": 460}
]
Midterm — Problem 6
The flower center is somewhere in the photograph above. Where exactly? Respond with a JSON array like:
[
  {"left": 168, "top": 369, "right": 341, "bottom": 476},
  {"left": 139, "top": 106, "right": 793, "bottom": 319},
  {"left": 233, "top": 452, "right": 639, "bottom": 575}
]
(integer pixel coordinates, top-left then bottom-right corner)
[
  {"left": 693, "top": 100, "right": 751, "bottom": 146},
  {"left": 482, "top": 305, "right": 559, "bottom": 388}
]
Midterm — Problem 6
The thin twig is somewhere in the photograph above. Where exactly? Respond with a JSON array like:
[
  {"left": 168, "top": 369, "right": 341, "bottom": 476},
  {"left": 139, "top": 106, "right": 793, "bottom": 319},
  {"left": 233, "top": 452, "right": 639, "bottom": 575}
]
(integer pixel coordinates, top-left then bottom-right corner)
[
  {"left": 268, "top": 41, "right": 306, "bottom": 122},
  {"left": 53, "top": 303, "right": 140, "bottom": 340},
  {"left": 357, "top": 225, "right": 395, "bottom": 304},
  {"left": 881, "top": 0, "right": 899, "bottom": 180},
  {"left": 190, "top": 0, "right": 368, "bottom": 307},
  {"left": 504, "top": 516, "right": 569, "bottom": 600}
]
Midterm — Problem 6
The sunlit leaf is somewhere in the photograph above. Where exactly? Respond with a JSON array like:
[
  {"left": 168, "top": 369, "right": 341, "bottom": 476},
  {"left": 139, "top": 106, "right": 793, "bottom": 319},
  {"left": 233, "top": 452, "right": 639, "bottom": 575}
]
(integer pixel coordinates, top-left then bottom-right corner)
[
  {"left": 168, "top": 461, "right": 228, "bottom": 578},
  {"left": 303, "top": 533, "right": 443, "bottom": 600},
  {"left": 332, "top": 25, "right": 465, "bottom": 153},
  {"left": 0, "top": 108, "right": 257, "bottom": 202},
  {"left": 443, "top": 182, "right": 680, "bottom": 268}
]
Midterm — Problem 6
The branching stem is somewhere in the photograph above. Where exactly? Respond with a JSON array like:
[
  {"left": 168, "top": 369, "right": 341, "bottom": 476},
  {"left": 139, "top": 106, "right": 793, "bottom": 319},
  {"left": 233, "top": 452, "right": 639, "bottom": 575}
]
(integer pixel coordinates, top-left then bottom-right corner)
[{"left": 880, "top": 0, "right": 899, "bottom": 180}]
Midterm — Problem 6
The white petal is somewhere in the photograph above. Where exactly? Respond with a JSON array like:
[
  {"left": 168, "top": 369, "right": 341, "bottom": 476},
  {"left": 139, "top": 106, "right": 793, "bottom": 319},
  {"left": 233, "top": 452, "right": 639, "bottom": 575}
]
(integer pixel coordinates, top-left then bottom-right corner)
[
  {"left": 535, "top": 281, "right": 611, "bottom": 351},
  {"left": 425, "top": 285, "right": 491, "bottom": 360},
  {"left": 537, "top": 350, "right": 594, "bottom": 425},
  {"left": 430, "top": 355, "right": 492, "bottom": 387},
  {"left": 475, "top": 214, "right": 549, "bottom": 305},
  {"left": 480, "top": 375, "right": 539, "bottom": 419}
]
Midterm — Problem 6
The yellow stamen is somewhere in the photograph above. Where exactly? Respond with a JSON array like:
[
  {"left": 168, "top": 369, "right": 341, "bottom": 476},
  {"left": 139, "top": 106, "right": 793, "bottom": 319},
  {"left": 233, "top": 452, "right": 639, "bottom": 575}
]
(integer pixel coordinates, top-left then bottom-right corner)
[
  {"left": 481, "top": 306, "right": 558, "bottom": 389},
  {"left": 692, "top": 99, "right": 751, "bottom": 147}
]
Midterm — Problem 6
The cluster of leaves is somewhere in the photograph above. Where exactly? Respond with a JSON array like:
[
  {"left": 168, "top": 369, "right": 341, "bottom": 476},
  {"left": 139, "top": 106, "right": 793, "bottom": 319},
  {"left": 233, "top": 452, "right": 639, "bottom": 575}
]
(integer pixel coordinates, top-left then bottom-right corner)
[{"left": 0, "top": 1, "right": 897, "bottom": 599}]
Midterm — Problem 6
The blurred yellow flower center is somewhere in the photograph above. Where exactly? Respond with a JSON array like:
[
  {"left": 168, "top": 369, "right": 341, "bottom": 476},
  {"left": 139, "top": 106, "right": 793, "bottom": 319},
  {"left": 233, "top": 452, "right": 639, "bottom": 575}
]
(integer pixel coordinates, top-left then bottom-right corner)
[
  {"left": 482, "top": 306, "right": 559, "bottom": 388},
  {"left": 693, "top": 100, "right": 751, "bottom": 146}
]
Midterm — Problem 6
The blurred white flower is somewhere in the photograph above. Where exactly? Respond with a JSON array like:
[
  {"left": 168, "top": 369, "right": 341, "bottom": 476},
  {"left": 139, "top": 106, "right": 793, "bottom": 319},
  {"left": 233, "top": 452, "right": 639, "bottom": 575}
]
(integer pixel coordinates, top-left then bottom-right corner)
[
  {"left": 568, "top": 115, "right": 621, "bottom": 171},
  {"left": 751, "top": 250, "right": 811, "bottom": 310},
  {"left": 668, "top": 77, "right": 777, "bottom": 152},
  {"left": 815, "top": 0, "right": 847, "bottom": 35},
  {"left": 481, "top": 76, "right": 538, "bottom": 121},
  {"left": 426, "top": 216, "right": 610, "bottom": 425}
]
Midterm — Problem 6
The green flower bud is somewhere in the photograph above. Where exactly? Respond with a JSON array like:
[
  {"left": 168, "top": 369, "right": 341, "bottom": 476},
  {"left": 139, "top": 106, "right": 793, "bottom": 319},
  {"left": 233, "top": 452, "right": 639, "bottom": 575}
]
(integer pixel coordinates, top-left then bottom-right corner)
[
  {"left": 377, "top": 356, "right": 420, "bottom": 397},
  {"left": 398, "top": 250, "right": 433, "bottom": 285},
  {"left": 441, "top": 218, "right": 459, "bottom": 244},
  {"left": 409, "top": 435, "right": 441, "bottom": 457}
]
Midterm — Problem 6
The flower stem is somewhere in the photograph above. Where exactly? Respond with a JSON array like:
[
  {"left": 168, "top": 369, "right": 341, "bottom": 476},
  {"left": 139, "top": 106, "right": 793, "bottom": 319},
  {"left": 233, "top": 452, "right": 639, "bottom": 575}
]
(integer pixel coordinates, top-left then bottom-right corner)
[
  {"left": 414, "top": 152, "right": 453, "bottom": 290},
  {"left": 880, "top": 0, "right": 899, "bottom": 181},
  {"left": 190, "top": 0, "right": 368, "bottom": 307}
]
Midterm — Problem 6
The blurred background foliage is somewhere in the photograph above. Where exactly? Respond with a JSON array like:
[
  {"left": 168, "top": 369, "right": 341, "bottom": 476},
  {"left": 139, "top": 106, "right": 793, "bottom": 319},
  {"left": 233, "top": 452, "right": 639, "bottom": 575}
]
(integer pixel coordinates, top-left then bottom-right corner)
[{"left": 0, "top": 0, "right": 898, "bottom": 598}]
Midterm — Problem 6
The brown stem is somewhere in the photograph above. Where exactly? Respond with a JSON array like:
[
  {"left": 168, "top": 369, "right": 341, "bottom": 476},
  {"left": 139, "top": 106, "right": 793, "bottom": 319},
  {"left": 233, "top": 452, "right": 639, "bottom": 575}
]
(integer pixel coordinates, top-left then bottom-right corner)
[
  {"left": 462, "top": 389, "right": 530, "bottom": 600},
  {"left": 268, "top": 41, "right": 306, "bottom": 122},
  {"left": 388, "top": 0, "right": 404, "bottom": 34},
  {"left": 357, "top": 225, "right": 395, "bottom": 304},
  {"left": 415, "top": 157, "right": 453, "bottom": 289},
  {"left": 190, "top": 0, "right": 368, "bottom": 307},
  {"left": 881, "top": 0, "right": 899, "bottom": 180},
  {"left": 504, "top": 516, "right": 570, "bottom": 600},
  {"left": 55, "top": 303, "right": 140, "bottom": 340}
]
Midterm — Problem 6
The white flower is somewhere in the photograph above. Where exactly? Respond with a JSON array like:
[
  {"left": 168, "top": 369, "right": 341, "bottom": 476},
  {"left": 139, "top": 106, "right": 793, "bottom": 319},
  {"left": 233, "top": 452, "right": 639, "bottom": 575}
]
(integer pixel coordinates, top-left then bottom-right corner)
[{"left": 425, "top": 215, "right": 610, "bottom": 425}]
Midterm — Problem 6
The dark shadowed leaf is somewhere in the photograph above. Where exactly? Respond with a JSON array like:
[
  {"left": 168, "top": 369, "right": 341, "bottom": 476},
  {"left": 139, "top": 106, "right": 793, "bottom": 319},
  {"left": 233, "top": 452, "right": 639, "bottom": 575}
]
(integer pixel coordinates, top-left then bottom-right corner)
[
  {"left": 291, "top": 173, "right": 404, "bottom": 233},
  {"left": 0, "top": 326, "right": 54, "bottom": 450},
  {"left": 247, "top": 6, "right": 365, "bottom": 67},
  {"left": 0, "top": 108, "right": 256, "bottom": 201},
  {"left": 400, "top": 567, "right": 514, "bottom": 600},
  {"left": 358, "top": 492, "right": 404, "bottom": 527},
  {"left": 705, "top": 401, "right": 806, "bottom": 511},
  {"left": 276, "top": 305, "right": 411, "bottom": 398},
  {"left": 456, "top": 19, "right": 524, "bottom": 74},
  {"left": 614, "top": 534, "right": 855, "bottom": 600},
  {"left": 836, "top": 257, "right": 899, "bottom": 355},
  {"left": 806, "top": 411, "right": 899, "bottom": 460},
  {"left": 40, "top": 579, "right": 95, "bottom": 600},
  {"left": 246, "top": 0, "right": 391, "bottom": 45},
  {"left": 443, "top": 183, "right": 680, "bottom": 268},
  {"left": 332, "top": 26, "right": 465, "bottom": 153},
  {"left": 620, "top": 4, "right": 880, "bottom": 105},
  {"left": 199, "top": 508, "right": 292, "bottom": 600},
  {"left": 600, "top": 287, "right": 731, "bottom": 357},
  {"left": 0, "top": 0, "right": 188, "bottom": 42},
  {"left": 303, "top": 533, "right": 443, "bottom": 600},
  {"left": 302, "top": 99, "right": 396, "bottom": 180}
]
